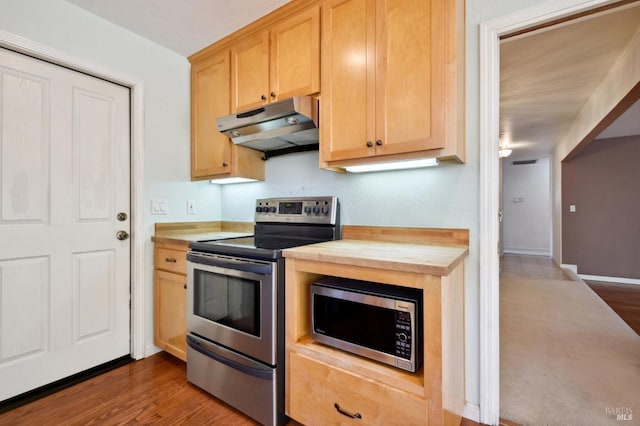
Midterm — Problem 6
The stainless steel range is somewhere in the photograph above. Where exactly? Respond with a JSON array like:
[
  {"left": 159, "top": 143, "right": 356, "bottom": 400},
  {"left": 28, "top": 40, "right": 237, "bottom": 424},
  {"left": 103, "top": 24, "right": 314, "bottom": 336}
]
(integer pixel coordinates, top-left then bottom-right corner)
[{"left": 186, "top": 196, "right": 339, "bottom": 426}]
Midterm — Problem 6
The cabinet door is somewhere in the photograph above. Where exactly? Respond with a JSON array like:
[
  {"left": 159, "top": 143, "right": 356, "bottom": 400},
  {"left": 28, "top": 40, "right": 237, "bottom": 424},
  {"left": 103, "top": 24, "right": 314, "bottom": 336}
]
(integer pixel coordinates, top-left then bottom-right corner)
[
  {"left": 270, "top": 5, "right": 320, "bottom": 100},
  {"left": 191, "top": 51, "right": 232, "bottom": 179},
  {"left": 231, "top": 32, "right": 270, "bottom": 112},
  {"left": 154, "top": 270, "right": 187, "bottom": 361},
  {"left": 320, "top": 0, "right": 376, "bottom": 163},
  {"left": 288, "top": 351, "right": 427, "bottom": 425},
  {"left": 375, "top": 0, "right": 444, "bottom": 155}
]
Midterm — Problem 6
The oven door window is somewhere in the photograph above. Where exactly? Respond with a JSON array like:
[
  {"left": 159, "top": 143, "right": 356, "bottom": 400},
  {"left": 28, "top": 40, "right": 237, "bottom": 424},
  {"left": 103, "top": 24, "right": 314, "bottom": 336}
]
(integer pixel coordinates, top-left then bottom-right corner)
[{"left": 193, "top": 270, "right": 260, "bottom": 337}]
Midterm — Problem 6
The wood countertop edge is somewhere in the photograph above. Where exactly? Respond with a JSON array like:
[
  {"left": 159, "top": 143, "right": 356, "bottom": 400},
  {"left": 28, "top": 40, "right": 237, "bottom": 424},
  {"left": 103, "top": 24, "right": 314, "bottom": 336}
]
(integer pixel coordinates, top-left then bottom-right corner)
[{"left": 152, "top": 221, "right": 254, "bottom": 245}]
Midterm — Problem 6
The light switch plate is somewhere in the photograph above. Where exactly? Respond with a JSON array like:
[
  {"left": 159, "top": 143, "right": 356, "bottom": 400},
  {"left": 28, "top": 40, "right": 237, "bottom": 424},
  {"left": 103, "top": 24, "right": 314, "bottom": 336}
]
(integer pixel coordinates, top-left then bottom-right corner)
[
  {"left": 187, "top": 200, "right": 196, "bottom": 214},
  {"left": 569, "top": 204, "right": 576, "bottom": 213},
  {"left": 151, "top": 199, "right": 168, "bottom": 215}
]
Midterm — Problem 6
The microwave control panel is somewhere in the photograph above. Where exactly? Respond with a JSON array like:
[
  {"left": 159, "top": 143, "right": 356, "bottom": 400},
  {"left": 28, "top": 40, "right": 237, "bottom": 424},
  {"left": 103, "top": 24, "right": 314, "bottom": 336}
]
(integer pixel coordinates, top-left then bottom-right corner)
[{"left": 395, "top": 311, "right": 413, "bottom": 362}]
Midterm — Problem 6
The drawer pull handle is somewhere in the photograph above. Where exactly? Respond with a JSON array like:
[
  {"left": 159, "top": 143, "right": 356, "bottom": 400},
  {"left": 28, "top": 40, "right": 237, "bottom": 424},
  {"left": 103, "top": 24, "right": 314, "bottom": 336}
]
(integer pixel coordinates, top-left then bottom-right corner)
[
  {"left": 334, "top": 403, "right": 362, "bottom": 419},
  {"left": 165, "top": 257, "right": 177, "bottom": 263}
]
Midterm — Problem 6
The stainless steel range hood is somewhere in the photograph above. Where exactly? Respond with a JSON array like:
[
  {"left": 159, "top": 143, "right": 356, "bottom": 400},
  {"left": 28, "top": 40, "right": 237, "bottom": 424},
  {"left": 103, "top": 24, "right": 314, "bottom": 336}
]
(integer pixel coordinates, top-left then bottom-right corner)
[{"left": 216, "top": 96, "right": 319, "bottom": 159}]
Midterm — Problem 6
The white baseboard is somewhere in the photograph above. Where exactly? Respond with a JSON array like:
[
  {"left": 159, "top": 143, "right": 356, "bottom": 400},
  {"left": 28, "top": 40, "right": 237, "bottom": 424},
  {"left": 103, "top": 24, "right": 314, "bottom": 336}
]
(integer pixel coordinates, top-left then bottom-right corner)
[
  {"left": 463, "top": 403, "right": 481, "bottom": 423},
  {"left": 145, "top": 344, "right": 163, "bottom": 358},
  {"left": 578, "top": 274, "right": 640, "bottom": 286},
  {"left": 561, "top": 264, "right": 578, "bottom": 273},
  {"left": 503, "top": 248, "right": 551, "bottom": 256}
]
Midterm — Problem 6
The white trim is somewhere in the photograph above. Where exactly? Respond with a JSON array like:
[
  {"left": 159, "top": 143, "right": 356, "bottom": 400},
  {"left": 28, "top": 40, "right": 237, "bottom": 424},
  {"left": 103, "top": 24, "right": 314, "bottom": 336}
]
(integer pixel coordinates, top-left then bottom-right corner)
[
  {"left": 561, "top": 263, "right": 578, "bottom": 273},
  {"left": 503, "top": 249, "right": 551, "bottom": 256},
  {"left": 478, "top": 18, "right": 501, "bottom": 426},
  {"left": 479, "top": 1, "right": 618, "bottom": 424},
  {"left": 463, "top": 403, "right": 481, "bottom": 423},
  {"left": 0, "top": 29, "right": 146, "bottom": 360},
  {"left": 578, "top": 275, "right": 640, "bottom": 286}
]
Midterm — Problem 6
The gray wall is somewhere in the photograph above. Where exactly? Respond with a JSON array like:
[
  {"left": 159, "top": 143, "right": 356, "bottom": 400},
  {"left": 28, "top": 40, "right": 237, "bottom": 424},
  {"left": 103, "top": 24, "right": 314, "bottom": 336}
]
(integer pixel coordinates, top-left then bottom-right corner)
[{"left": 562, "top": 136, "right": 640, "bottom": 278}]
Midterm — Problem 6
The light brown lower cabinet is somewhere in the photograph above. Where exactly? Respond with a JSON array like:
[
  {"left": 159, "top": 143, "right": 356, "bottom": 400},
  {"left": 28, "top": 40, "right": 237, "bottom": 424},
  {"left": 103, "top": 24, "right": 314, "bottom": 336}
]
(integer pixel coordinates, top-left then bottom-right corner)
[
  {"left": 284, "top": 254, "right": 466, "bottom": 426},
  {"left": 289, "top": 351, "right": 427, "bottom": 424},
  {"left": 154, "top": 243, "right": 188, "bottom": 361}
]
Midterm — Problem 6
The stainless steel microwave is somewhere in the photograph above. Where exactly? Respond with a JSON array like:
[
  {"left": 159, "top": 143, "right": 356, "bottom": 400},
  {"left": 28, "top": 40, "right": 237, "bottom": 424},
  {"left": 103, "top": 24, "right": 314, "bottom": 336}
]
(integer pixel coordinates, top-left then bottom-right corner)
[{"left": 310, "top": 277, "right": 423, "bottom": 372}]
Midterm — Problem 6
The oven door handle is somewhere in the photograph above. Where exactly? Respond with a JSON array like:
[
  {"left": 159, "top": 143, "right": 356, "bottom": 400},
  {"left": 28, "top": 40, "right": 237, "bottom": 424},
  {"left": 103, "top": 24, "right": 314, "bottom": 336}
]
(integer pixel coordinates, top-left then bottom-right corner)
[
  {"left": 187, "top": 335, "right": 273, "bottom": 380},
  {"left": 187, "top": 253, "right": 272, "bottom": 275}
]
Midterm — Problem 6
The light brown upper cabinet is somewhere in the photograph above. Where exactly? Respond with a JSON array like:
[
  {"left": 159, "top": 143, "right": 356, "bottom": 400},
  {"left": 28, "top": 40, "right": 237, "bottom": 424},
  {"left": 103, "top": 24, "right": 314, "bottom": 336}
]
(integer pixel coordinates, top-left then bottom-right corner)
[
  {"left": 191, "top": 50, "right": 265, "bottom": 181},
  {"left": 231, "top": 5, "right": 321, "bottom": 112},
  {"left": 320, "top": 0, "right": 465, "bottom": 168}
]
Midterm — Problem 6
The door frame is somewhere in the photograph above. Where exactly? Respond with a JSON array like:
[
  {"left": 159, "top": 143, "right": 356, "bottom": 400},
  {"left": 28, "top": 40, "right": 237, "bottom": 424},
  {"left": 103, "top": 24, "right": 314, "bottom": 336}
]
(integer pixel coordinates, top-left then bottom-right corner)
[
  {"left": 479, "top": 0, "right": 619, "bottom": 424},
  {"left": 0, "top": 30, "right": 146, "bottom": 360}
]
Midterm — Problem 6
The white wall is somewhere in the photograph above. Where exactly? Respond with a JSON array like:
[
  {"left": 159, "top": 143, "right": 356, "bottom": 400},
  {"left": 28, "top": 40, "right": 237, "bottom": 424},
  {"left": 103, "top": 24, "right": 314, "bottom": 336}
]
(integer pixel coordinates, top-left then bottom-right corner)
[
  {"left": 502, "top": 158, "right": 551, "bottom": 255},
  {"left": 0, "top": 0, "right": 556, "bottom": 413}
]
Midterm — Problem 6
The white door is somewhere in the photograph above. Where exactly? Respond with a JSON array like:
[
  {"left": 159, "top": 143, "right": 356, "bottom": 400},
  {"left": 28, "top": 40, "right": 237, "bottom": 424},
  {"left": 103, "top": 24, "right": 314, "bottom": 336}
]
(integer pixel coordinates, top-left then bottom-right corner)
[{"left": 0, "top": 47, "right": 131, "bottom": 401}]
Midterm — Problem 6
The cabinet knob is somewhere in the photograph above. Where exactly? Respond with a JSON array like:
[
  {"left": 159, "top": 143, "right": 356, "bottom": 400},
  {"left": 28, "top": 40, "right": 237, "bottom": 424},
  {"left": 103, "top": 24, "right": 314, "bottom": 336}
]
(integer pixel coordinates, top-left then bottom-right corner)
[
  {"left": 165, "top": 257, "right": 177, "bottom": 263},
  {"left": 222, "top": 162, "right": 228, "bottom": 167},
  {"left": 270, "top": 92, "right": 276, "bottom": 99},
  {"left": 376, "top": 139, "right": 383, "bottom": 146},
  {"left": 183, "top": 284, "right": 187, "bottom": 289},
  {"left": 261, "top": 95, "right": 267, "bottom": 101},
  {"left": 366, "top": 141, "right": 373, "bottom": 148}
]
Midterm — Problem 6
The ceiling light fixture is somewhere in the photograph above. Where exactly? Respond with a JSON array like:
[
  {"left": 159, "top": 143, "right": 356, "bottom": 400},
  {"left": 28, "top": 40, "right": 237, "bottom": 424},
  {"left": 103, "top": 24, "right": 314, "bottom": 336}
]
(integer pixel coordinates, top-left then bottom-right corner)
[
  {"left": 498, "top": 148, "right": 512, "bottom": 158},
  {"left": 344, "top": 158, "right": 439, "bottom": 173}
]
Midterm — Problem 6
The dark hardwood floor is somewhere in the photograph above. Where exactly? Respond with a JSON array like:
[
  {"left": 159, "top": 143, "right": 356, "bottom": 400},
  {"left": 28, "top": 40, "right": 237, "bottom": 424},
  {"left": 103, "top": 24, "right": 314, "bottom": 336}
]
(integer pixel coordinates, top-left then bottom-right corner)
[
  {"left": 585, "top": 280, "right": 640, "bottom": 335},
  {"left": 0, "top": 352, "right": 258, "bottom": 425},
  {"left": 0, "top": 349, "right": 507, "bottom": 426}
]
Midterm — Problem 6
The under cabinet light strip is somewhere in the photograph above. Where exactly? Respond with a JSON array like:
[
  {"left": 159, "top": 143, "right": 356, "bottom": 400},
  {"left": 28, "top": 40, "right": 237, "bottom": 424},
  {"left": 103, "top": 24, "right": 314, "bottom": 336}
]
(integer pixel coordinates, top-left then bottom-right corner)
[
  {"left": 209, "top": 177, "right": 259, "bottom": 184},
  {"left": 344, "top": 158, "right": 439, "bottom": 173}
]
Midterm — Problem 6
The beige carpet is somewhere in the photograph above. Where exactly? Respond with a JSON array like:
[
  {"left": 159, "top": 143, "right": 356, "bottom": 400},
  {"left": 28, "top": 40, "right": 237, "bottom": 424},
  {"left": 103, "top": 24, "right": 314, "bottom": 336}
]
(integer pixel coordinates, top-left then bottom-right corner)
[{"left": 500, "top": 273, "right": 640, "bottom": 425}]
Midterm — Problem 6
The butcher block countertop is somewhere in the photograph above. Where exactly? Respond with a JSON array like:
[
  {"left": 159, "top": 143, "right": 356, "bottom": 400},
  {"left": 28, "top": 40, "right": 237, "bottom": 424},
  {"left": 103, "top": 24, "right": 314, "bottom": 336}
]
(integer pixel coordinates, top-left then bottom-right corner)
[
  {"left": 151, "top": 221, "right": 253, "bottom": 247},
  {"left": 283, "top": 239, "right": 468, "bottom": 276},
  {"left": 283, "top": 225, "right": 469, "bottom": 276}
]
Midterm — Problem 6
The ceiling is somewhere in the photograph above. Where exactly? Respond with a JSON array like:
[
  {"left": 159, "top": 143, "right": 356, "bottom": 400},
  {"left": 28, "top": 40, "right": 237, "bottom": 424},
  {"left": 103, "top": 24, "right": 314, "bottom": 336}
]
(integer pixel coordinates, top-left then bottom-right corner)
[
  {"left": 500, "top": 3, "right": 640, "bottom": 160},
  {"left": 64, "top": 0, "right": 640, "bottom": 161},
  {"left": 64, "top": 0, "right": 291, "bottom": 57}
]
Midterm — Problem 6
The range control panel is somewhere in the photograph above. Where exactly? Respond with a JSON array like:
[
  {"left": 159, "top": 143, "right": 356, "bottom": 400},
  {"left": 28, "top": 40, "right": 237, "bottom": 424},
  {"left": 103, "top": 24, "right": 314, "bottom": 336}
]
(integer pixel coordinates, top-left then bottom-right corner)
[{"left": 254, "top": 196, "right": 338, "bottom": 225}]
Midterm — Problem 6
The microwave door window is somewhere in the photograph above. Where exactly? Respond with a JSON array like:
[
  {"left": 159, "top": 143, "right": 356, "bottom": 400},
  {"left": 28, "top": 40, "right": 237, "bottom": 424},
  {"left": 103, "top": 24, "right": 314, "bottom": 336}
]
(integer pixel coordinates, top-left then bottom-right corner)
[
  {"left": 314, "top": 296, "right": 396, "bottom": 356},
  {"left": 194, "top": 270, "right": 260, "bottom": 337}
]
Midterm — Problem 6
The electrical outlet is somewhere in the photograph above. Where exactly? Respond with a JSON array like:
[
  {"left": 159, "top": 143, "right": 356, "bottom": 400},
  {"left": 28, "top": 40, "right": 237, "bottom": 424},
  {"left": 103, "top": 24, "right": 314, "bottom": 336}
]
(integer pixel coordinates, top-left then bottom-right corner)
[{"left": 187, "top": 200, "right": 196, "bottom": 214}]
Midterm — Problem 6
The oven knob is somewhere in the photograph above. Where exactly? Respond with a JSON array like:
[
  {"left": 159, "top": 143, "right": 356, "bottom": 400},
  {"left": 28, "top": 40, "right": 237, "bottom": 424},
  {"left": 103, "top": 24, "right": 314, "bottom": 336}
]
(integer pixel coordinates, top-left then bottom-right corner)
[
  {"left": 322, "top": 206, "right": 330, "bottom": 215},
  {"left": 304, "top": 206, "right": 311, "bottom": 214},
  {"left": 312, "top": 206, "right": 320, "bottom": 214},
  {"left": 269, "top": 207, "right": 277, "bottom": 213},
  {"left": 256, "top": 207, "right": 262, "bottom": 213}
]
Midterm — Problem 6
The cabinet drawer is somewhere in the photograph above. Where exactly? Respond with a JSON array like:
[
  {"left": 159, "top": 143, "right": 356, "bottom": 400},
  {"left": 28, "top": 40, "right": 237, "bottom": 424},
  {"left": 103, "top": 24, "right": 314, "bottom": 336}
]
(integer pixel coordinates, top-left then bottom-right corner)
[
  {"left": 155, "top": 248, "right": 187, "bottom": 274},
  {"left": 288, "top": 351, "right": 426, "bottom": 425}
]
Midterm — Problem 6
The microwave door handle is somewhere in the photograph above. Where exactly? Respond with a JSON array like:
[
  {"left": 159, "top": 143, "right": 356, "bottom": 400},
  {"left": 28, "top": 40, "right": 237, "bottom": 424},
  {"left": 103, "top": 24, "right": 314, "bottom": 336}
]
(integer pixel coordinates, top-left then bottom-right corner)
[{"left": 187, "top": 335, "right": 272, "bottom": 380}]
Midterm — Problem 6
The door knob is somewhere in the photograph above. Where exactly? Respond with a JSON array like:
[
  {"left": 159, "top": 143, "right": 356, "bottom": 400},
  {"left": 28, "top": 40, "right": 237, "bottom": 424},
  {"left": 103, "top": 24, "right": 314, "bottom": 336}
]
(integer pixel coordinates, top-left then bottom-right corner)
[
  {"left": 117, "top": 212, "right": 128, "bottom": 221},
  {"left": 116, "top": 230, "right": 130, "bottom": 241}
]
